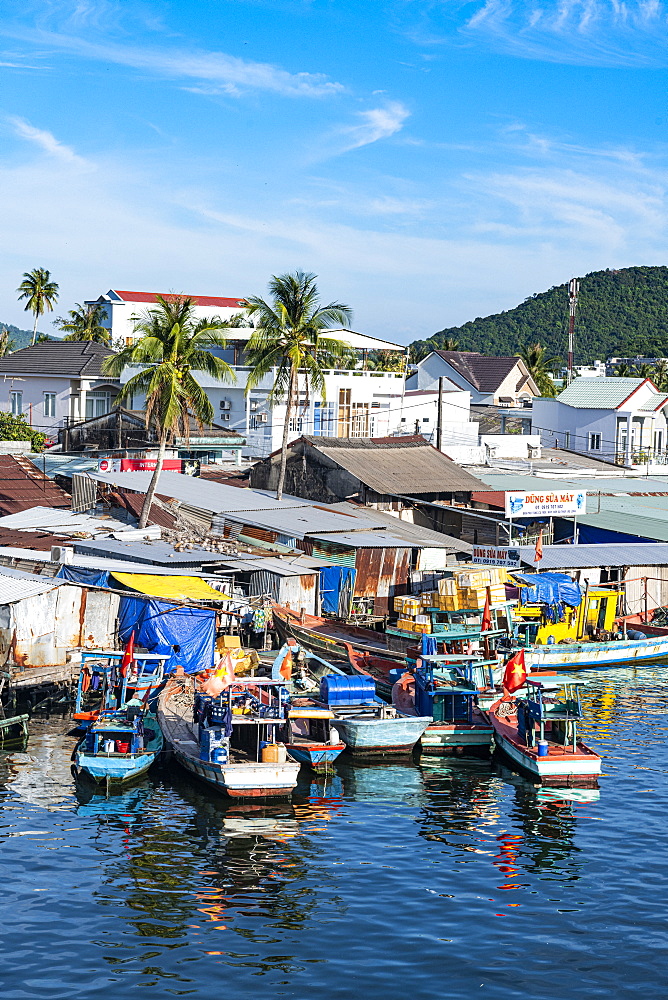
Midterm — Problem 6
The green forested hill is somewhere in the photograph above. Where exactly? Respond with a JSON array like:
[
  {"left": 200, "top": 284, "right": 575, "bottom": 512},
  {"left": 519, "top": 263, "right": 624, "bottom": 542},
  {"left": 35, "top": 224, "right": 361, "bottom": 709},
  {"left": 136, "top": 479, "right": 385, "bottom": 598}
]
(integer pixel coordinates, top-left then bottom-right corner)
[
  {"left": 0, "top": 322, "right": 36, "bottom": 350},
  {"left": 411, "top": 266, "right": 668, "bottom": 364}
]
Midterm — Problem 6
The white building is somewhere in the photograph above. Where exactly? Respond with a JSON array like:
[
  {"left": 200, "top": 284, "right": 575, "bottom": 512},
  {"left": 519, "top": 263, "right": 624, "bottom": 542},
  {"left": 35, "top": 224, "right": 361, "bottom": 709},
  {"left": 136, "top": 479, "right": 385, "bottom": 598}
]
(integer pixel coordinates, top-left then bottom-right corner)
[
  {"left": 395, "top": 388, "right": 478, "bottom": 447},
  {"left": 84, "top": 290, "right": 249, "bottom": 346},
  {"left": 0, "top": 342, "right": 119, "bottom": 438},
  {"left": 532, "top": 376, "right": 668, "bottom": 467},
  {"left": 406, "top": 350, "right": 539, "bottom": 405}
]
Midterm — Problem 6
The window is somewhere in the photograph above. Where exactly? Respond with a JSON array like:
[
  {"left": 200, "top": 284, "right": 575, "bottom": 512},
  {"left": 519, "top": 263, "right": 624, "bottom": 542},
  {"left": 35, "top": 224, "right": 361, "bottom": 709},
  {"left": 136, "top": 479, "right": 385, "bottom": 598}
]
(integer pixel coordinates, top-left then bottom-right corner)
[
  {"left": 564, "top": 431, "right": 570, "bottom": 448},
  {"left": 85, "top": 391, "right": 111, "bottom": 420},
  {"left": 422, "top": 417, "right": 430, "bottom": 423},
  {"left": 10, "top": 391, "right": 22, "bottom": 416},
  {"left": 43, "top": 392, "right": 56, "bottom": 418},
  {"left": 589, "top": 433, "right": 601, "bottom": 450}
]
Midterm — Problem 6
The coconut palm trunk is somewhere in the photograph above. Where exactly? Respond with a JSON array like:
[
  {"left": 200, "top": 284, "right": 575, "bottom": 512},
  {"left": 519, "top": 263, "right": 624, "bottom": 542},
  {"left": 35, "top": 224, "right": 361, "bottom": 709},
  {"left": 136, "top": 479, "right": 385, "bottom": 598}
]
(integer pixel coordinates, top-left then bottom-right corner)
[
  {"left": 139, "top": 431, "right": 168, "bottom": 529},
  {"left": 276, "top": 364, "right": 297, "bottom": 501}
]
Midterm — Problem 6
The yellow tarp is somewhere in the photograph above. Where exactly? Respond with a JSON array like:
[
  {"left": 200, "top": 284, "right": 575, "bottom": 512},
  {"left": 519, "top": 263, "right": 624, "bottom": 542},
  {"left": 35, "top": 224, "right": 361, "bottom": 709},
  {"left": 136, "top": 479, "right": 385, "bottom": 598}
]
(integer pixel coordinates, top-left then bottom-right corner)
[{"left": 111, "top": 573, "right": 229, "bottom": 602}]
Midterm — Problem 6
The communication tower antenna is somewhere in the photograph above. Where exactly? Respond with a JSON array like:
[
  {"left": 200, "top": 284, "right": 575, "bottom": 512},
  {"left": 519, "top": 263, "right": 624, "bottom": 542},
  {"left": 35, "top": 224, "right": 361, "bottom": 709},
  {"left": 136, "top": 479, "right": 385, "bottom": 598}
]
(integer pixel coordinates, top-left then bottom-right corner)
[{"left": 567, "top": 277, "right": 580, "bottom": 386}]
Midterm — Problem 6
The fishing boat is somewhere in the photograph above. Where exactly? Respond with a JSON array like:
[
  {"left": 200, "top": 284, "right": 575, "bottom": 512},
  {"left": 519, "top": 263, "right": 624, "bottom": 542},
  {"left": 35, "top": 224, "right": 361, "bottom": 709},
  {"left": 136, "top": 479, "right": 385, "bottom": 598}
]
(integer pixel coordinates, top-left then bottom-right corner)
[
  {"left": 487, "top": 674, "right": 601, "bottom": 786},
  {"left": 512, "top": 573, "right": 668, "bottom": 669},
  {"left": 73, "top": 707, "right": 163, "bottom": 785},
  {"left": 273, "top": 604, "right": 403, "bottom": 662},
  {"left": 343, "top": 643, "right": 402, "bottom": 701},
  {"left": 272, "top": 641, "right": 431, "bottom": 758},
  {"left": 157, "top": 673, "right": 300, "bottom": 798},
  {"left": 72, "top": 651, "right": 168, "bottom": 729},
  {"left": 392, "top": 655, "right": 494, "bottom": 754},
  {"left": 281, "top": 706, "right": 345, "bottom": 770}
]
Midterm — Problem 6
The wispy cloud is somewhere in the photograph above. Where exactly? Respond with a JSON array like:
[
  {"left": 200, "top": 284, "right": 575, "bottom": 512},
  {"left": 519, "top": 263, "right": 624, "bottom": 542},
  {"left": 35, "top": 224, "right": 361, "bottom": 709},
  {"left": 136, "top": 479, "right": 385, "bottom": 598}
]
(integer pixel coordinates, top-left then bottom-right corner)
[
  {"left": 336, "top": 102, "right": 410, "bottom": 153},
  {"left": 461, "top": 0, "right": 668, "bottom": 66},
  {"left": 1, "top": 28, "right": 345, "bottom": 98},
  {"left": 8, "top": 116, "right": 86, "bottom": 165}
]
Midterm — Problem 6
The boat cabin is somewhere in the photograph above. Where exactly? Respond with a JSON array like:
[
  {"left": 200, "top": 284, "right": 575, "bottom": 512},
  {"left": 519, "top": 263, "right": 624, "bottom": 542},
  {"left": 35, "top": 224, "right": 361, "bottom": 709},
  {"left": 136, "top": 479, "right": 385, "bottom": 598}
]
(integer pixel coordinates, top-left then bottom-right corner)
[
  {"left": 519, "top": 675, "right": 588, "bottom": 752},
  {"left": 410, "top": 655, "right": 491, "bottom": 723},
  {"left": 512, "top": 574, "right": 621, "bottom": 646},
  {"left": 84, "top": 708, "right": 146, "bottom": 757},
  {"left": 74, "top": 651, "right": 168, "bottom": 725}
]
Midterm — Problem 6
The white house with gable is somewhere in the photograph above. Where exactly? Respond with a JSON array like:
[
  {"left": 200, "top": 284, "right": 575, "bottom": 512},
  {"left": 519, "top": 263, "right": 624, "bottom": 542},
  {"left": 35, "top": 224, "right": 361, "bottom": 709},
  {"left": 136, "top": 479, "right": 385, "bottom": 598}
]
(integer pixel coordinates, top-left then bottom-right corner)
[{"left": 532, "top": 377, "right": 668, "bottom": 467}]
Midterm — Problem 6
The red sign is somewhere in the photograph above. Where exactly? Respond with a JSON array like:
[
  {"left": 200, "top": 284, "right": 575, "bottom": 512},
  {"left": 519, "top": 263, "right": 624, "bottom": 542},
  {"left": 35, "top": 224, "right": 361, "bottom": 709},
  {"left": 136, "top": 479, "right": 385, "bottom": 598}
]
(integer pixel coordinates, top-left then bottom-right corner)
[{"left": 98, "top": 458, "right": 183, "bottom": 473}]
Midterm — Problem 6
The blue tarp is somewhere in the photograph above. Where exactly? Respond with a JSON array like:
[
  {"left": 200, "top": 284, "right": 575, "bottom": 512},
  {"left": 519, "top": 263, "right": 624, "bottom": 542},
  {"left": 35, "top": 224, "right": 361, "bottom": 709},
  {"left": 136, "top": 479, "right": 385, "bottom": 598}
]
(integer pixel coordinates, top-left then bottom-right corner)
[
  {"left": 514, "top": 572, "right": 584, "bottom": 608},
  {"left": 56, "top": 566, "right": 110, "bottom": 587},
  {"left": 118, "top": 595, "right": 216, "bottom": 674},
  {"left": 319, "top": 565, "right": 356, "bottom": 617}
]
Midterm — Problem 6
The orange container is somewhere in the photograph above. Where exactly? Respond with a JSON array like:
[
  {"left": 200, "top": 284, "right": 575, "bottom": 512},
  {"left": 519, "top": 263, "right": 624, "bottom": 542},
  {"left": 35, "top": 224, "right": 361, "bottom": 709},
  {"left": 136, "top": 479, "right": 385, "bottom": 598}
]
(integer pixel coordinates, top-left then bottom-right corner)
[{"left": 116, "top": 740, "right": 130, "bottom": 754}]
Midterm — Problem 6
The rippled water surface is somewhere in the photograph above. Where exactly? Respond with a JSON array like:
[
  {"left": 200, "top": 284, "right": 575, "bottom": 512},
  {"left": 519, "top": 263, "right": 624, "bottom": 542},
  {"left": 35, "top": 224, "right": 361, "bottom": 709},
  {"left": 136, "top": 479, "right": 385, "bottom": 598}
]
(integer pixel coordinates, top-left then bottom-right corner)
[{"left": 2, "top": 667, "right": 668, "bottom": 999}]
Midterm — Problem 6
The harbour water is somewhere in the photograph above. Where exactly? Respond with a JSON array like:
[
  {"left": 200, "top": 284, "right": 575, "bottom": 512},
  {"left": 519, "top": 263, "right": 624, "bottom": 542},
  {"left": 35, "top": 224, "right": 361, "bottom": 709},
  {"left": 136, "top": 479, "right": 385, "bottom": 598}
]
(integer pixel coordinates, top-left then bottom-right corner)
[{"left": 2, "top": 666, "right": 668, "bottom": 999}]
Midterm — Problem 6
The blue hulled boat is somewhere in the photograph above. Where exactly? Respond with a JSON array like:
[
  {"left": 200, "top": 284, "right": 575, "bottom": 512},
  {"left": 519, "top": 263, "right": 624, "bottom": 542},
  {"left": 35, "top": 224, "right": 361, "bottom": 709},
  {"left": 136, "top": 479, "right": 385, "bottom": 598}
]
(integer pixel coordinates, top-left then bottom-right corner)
[{"left": 74, "top": 707, "right": 163, "bottom": 785}]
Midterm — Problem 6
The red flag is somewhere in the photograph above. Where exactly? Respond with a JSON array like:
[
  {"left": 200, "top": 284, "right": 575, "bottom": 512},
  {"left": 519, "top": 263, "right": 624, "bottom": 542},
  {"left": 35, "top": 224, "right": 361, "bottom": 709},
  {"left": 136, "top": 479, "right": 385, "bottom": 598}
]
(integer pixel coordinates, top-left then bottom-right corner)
[
  {"left": 534, "top": 528, "right": 543, "bottom": 565},
  {"left": 503, "top": 649, "right": 527, "bottom": 694},
  {"left": 120, "top": 631, "right": 134, "bottom": 679},
  {"left": 481, "top": 587, "right": 492, "bottom": 632}
]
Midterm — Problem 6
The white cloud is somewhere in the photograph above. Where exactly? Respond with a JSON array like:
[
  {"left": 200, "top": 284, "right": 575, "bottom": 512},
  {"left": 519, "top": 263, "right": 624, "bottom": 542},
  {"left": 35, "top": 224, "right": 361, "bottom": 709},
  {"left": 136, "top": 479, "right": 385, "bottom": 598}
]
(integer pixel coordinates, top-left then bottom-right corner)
[
  {"left": 2, "top": 28, "right": 345, "bottom": 98},
  {"left": 8, "top": 116, "right": 87, "bottom": 165},
  {"left": 461, "top": 0, "right": 668, "bottom": 66},
  {"left": 336, "top": 102, "right": 411, "bottom": 153}
]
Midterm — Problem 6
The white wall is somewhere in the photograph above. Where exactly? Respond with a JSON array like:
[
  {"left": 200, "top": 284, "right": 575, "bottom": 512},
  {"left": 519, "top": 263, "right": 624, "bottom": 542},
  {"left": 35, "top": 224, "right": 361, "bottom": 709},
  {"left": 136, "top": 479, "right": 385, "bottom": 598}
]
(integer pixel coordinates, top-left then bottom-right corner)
[{"left": 481, "top": 434, "right": 541, "bottom": 458}]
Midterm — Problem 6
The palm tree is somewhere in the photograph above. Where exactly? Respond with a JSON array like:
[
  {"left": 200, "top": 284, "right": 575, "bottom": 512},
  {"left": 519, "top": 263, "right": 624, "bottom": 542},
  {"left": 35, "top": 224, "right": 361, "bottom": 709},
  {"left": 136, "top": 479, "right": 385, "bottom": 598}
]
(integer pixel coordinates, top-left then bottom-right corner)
[
  {"left": 653, "top": 359, "right": 668, "bottom": 392},
  {"left": 614, "top": 362, "right": 633, "bottom": 377},
  {"left": 17, "top": 268, "right": 59, "bottom": 345},
  {"left": 0, "top": 328, "right": 15, "bottom": 358},
  {"left": 440, "top": 337, "right": 459, "bottom": 352},
  {"left": 517, "top": 342, "right": 561, "bottom": 397},
  {"left": 55, "top": 302, "right": 110, "bottom": 343},
  {"left": 102, "top": 295, "right": 235, "bottom": 528},
  {"left": 244, "top": 271, "right": 352, "bottom": 500}
]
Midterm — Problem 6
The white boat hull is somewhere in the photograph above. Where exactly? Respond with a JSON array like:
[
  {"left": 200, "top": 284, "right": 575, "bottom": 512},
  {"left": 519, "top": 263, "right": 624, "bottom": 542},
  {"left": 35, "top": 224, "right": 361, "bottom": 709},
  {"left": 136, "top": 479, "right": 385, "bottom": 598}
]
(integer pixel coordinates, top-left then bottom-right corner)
[
  {"left": 421, "top": 723, "right": 493, "bottom": 752},
  {"left": 525, "top": 635, "right": 668, "bottom": 670},
  {"left": 173, "top": 748, "right": 300, "bottom": 797}
]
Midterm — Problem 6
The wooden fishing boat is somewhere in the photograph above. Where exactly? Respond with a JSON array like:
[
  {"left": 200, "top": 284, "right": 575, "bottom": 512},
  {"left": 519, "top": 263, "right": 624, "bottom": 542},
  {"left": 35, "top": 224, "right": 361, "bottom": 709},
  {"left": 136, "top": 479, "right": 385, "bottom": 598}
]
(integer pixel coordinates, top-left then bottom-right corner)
[
  {"left": 282, "top": 706, "right": 346, "bottom": 770},
  {"left": 487, "top": 675, "right": 601, "bottom": 787},
  {"left": 157, "top": 674, "right": 300, "bottom": 798},
  {"left": 273, "top": 605, "right": 404, "bottom": 661},
  {"left": 73, "top": 708, "right": 163, "bottom": 785},
  {"left": 523, "top": 634, "right": 668, "bottom": 670},
  {"left": 343, "top": 643, "right": 401, "bottom": 701},
  {"left": 72, "top": 651, "right": 168, "bottom": 729},
  {"left": 393, "top": 655, "right": 494, "bottom": 755},
  {"left": 272, "top": 641, "right": 431, "bottom": 758}
]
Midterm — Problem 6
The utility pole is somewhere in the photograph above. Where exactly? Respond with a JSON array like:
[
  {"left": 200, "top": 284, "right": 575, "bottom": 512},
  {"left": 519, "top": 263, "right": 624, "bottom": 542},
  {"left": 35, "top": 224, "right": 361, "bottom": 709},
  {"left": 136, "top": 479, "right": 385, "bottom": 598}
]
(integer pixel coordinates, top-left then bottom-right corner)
[
  {"left": 436, "top": 376, "right": 444, "bottom": 451},
  {"left": 567, "top": 277, "right": 580, "bottom": 386}
]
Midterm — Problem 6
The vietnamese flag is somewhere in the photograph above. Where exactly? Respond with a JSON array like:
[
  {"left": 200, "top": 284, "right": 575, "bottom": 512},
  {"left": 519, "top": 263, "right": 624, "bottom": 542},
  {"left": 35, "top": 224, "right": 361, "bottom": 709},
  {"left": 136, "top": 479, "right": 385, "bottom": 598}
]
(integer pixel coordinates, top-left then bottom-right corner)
[
  {"left": 503, "top": 649, "right": 527, "bottom": 694},
  {"left": 534, "top": 528, "right": 543, "bottom": 565},
  {"left": 120, "top": 631, "right": 135, "bottom": 679},
  {"left": 481, "top": 587, "right": 492, "bottom": 632}
]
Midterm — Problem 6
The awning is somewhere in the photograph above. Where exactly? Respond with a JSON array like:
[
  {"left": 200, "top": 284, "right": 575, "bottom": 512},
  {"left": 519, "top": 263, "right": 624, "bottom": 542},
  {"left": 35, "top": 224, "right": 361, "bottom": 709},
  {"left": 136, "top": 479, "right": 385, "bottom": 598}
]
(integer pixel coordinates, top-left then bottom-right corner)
[{"left": 111, "top": 573, "right": 229, "bottom": 601}]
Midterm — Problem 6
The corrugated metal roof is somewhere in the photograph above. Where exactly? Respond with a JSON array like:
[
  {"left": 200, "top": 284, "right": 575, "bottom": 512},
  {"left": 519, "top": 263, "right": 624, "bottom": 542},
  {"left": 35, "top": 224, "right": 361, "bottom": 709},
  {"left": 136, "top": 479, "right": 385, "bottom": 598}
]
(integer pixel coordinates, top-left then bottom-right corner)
[
  {"left": 25, "top": 455, "right": 101, "bottom": 478},
  {"left": 222, "top": 505, "right": 384, "bottom": 539},
  {"left": 0, "top": 571, "right": 59, "bottom": 603},
  {"left": 329, "top": 502, "right": 470, "bottom": 550},
  {"left": 517, "top": 543, "right": 668, "bottom": 569},
  {"left": 92, "top": 470, "right": 324, "bottom": 514},
  {"left": 574, "top": 511, "right": 668, "bottom": 542},
  {"left": 556, "top": 377, "right": 645, "bottom": 408},
  {"left": 0, "top": 547, "right": 221, "bottom": 576},
  {"left": 72, "top": 538, "right": 229, "bottom": 565},
  {"left": 215, "top": 556, "right": 325, "bottom": 577},
  {"left": 301, "top": 437, "right": 487, "bottom": 495},
  {"left": 0, "top": 506, "right": 129, "bottom": 535},
  {"left": 472, "top": 472, "right": 668, "bottom": 494},
  {"left": 309, "top": 531, "right": 413, "bottom": 549}
]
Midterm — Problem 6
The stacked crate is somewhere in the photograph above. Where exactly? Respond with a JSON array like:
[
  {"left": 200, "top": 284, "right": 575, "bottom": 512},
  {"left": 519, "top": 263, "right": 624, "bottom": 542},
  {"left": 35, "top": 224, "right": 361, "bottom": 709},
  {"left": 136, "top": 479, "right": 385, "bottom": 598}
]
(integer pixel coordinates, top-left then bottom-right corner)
[{"left": 393, "top": 594, "right": 430, "bottom": 633}]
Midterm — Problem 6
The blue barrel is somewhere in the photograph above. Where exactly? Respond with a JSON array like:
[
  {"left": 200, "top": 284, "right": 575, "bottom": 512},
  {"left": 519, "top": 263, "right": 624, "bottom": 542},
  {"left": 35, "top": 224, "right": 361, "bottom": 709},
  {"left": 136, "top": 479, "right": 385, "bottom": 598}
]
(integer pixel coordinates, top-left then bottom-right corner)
[
  {"left": 211, "top": 746, "right": 228, "bottom": 765},
  {"left": 537, "top": 739, "right": 549, "bottom": 757},
  {"left": 320, "top": 674, "right": 376, "bottom": 706}
]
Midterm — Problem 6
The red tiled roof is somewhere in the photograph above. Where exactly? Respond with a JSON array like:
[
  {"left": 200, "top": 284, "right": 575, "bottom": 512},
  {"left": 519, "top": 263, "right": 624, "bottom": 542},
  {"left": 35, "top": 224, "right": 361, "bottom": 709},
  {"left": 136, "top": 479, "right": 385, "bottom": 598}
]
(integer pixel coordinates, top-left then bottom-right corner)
[
  {"left": 113, "top": 290, "right": 246, "bottom": 308},
  {"left": 0, "top": 456, "right": 71, "bottom": 516}
]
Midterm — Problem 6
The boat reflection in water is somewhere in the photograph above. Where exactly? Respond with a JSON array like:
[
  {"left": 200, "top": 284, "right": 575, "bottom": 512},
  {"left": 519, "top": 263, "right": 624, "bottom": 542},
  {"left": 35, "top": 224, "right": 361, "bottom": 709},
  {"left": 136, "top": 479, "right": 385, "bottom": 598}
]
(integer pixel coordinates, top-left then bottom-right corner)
[
  {"left": 333, "top": 758, "right": 426, "bottom": 807},
  {"left": 74, "top": 777, "right": 155, "bottom": 820}
]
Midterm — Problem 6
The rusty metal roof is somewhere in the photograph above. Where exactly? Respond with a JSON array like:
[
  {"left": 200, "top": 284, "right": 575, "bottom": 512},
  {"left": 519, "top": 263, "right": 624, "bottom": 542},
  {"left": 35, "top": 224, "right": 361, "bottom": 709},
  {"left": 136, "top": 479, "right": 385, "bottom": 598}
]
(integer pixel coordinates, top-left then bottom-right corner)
[
  {"left": 301, "top": 437, "right": 487, "bottom": 495},
  {"left": 0, "top": 456, "right": 71, "bottom": 515}
]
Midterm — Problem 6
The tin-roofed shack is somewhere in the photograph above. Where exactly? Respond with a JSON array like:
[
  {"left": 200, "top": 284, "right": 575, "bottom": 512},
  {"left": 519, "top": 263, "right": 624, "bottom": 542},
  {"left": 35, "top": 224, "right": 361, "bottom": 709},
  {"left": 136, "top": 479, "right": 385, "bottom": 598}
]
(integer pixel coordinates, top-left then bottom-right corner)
[{"left": 249, "top": 436, "right": 488, "bottom": 509}]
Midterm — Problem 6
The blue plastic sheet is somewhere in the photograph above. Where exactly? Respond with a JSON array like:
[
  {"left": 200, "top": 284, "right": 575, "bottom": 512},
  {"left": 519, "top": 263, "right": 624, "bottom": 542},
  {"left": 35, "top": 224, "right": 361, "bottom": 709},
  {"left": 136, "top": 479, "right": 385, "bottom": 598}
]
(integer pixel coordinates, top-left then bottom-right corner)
[
  {"left": 56, "top": 566, "right": 110, "bottom": 587},
  {"left": 319, "top": 565, "right": 356, "bottom": 617},
  {"left": 514, "top": 572, "right": 584, "bottom": 608},
  {"left": 118, "top": 595, "right": 216, "bottom": 674}
]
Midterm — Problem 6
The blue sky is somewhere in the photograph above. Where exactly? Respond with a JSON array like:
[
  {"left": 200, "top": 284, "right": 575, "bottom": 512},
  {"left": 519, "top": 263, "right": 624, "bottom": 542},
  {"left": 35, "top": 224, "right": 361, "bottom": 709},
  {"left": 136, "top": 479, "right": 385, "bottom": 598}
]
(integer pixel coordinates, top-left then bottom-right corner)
[{"left": 1, "top": 0, "right": 668, "bottom": 344}]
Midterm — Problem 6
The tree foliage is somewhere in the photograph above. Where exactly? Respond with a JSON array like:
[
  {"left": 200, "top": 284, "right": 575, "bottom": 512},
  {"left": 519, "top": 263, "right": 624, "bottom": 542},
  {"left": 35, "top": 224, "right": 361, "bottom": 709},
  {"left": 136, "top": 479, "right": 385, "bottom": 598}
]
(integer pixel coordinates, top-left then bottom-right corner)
[
  {"left": 0, "top": 413, "right": 45, "bottom": 451},
  {"left": 103, "top": 294, "right": 235, "bottom": 526},
  {"left": 17, "top": 268, "right": 59, "bottom": 345},
  {"left": 55, "top": 302, "right": 110, "bottom": 342},
  {"left": 516, "top": 342, "right": 560, "bottom": 397},
  {"left": 410, "top": 266, "right": 668, "bottom": 364},
  {"left": 244, "top": 270, "right": 352, "bottom": 500}
]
